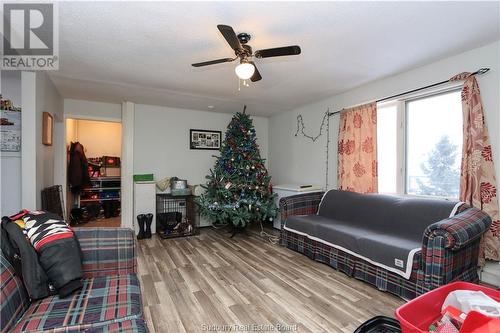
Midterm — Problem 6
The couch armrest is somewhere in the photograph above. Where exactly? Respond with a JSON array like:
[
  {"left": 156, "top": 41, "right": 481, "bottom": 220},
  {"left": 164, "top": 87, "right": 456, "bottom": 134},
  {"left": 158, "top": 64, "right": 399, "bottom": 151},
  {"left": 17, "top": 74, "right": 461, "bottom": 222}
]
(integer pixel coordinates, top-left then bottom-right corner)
[
  {"left": 74, "top": 227, "right": 137, "bottom": 278},
  {"left": 420, "top": 208, "right": 491, "bottom": 288},
  {"left": 279, "top": 192, "right": 325, "bottom": 228},
  {"left": 423, "top": 207, "right": 491, "bottom": 251}
]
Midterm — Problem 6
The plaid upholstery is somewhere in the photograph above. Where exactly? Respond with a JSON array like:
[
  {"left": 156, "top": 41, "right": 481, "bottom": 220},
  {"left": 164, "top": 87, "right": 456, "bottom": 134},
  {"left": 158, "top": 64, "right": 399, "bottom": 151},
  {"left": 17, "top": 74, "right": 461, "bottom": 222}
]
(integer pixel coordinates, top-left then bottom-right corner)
[
  {"left": 66, "top": 319, "right": 148, "bottom": 333},
  {"left": 279, "top": 192, "right": 324, "bottom": 240},
  {"left": 422, "top": 208, "right": 491, "bottom": 251},
  {"left": 420, "top": 207, "right": 491, "bottom": 291},
  {"left": 12, "top": 274, "right": 143, "bottom": 333},
  {"left": 281, "top": 229, "right": 422, "bottom": 299},
  {"left": 74, "top": 228, "right": 137, "bottom": 278},
  {"left": 280, "top": 193, "right": 491, "bottom": 299},
  {"left": 0, "top": 254, "right": 30, "bottom": 333},
  {"left": 279, "top": 192, "right": 324, "bottom": 222}
]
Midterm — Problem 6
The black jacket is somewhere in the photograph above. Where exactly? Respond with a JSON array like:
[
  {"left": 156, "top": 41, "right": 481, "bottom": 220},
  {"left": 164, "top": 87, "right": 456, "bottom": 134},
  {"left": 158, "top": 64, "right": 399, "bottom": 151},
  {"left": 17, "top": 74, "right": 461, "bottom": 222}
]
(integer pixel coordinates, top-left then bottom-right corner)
[
  {"left": 68, "top": 141, "right": 91, "bottom": 194},
  {"left": 1, "top": 214, "right": 83, "bottom": 298},
  {"left": 1, "top": 217, "right": 53, "bottom": 299}
]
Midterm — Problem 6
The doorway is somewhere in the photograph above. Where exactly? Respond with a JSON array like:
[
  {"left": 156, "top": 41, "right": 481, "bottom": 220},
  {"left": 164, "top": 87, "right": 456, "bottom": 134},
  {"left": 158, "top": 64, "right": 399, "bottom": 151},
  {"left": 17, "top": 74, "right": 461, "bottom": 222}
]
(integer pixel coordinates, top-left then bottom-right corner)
[{"left": 66, "top": 118, "right": 122, "bottom": 227}]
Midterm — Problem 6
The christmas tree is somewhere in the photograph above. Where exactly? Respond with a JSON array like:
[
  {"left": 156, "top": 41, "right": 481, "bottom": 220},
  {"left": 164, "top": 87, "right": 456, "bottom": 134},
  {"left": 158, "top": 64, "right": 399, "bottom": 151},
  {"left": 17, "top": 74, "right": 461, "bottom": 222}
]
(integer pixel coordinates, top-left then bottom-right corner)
[{"left": 197, "top": 110, "right": 277, "bottom": 229}]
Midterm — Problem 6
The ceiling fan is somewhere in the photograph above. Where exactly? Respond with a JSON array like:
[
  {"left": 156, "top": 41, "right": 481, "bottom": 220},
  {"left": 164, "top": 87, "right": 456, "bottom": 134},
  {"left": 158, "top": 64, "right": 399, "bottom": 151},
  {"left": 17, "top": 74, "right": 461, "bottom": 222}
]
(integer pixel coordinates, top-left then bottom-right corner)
[{"left": 192, "top": 25, "right": 301, "bottom": 83}]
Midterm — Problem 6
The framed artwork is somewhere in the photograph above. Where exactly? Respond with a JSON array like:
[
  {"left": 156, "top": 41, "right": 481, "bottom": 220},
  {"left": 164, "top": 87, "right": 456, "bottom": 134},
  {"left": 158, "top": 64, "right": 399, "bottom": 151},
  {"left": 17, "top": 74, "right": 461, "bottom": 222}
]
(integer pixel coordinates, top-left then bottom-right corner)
[
  {"left": 42, "top": 112, "right": 53, "bottom": 146},
  {"left": 190, "top": 129, "right": 221, "bottom": 150}
]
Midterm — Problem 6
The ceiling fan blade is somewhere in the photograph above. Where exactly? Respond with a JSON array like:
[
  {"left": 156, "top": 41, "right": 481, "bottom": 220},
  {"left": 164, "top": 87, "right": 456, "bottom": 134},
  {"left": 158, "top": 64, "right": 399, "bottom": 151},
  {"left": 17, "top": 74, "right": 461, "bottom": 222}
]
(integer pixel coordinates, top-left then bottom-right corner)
[
  {"left": 191, "top": 58, "right": 234, "bottom": 67},
  {"left": 255, "top": 45, "right": 301, "bottom": 58},
  {"left": 250, "top": 62, "right": 262, "bottom": 82},
  {"left": 217, "top": 24, "right": 242, "bottom": 51}
]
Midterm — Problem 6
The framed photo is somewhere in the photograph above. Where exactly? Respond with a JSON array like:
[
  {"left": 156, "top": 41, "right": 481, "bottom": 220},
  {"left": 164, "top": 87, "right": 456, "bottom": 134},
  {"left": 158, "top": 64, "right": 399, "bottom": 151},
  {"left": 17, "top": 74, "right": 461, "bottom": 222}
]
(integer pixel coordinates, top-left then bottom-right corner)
[
  {"left": 190, "top": 129, "right": 221, "bottom": 150},
  {"left": 42, "top": 112, "right": 53, "bottom": 146}
]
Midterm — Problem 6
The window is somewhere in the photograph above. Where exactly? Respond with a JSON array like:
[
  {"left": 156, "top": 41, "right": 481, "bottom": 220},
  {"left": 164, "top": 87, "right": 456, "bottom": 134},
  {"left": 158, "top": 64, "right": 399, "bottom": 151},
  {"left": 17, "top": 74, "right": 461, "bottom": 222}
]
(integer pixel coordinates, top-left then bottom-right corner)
[{"left": 377, "top": 89, "right": 463, "bottom": 199}]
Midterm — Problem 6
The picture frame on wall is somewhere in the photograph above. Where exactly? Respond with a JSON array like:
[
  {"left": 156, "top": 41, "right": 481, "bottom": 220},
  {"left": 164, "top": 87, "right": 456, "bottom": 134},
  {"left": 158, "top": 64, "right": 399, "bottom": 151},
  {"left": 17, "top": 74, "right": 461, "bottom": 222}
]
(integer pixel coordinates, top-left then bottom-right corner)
[
  {"left": 190, "top": 129, "right": 221, "bottom": 150},
  {"left": 42, "top": 112, "right": 53, "bottom": 146}
]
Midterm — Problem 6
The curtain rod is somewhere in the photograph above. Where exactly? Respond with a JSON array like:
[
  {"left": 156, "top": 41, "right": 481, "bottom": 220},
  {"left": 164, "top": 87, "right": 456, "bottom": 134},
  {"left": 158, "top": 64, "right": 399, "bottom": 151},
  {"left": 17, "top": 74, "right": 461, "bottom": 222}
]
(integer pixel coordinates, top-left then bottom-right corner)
[{"left": 328, "top": 67, "right": 490, "bottom": 117}]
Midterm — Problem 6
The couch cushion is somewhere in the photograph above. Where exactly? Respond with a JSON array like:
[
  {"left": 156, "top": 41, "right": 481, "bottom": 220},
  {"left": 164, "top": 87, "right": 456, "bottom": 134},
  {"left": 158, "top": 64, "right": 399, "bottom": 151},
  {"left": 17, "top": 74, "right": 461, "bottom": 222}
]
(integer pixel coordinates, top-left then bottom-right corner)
[
  {"left": 313, "top": 219, "right": 370, "bottom": 254},
  {"left": 358, "top": 233, "right": 421, "bottom": 277},
  {"left": 65, "top": 319, "right": 149, "bottom": 333},
  {"left": 284, "top": 210, "right": 422, "bottom": 279},
  {"left": 317, "top": 190, "right": 460, "bottom": 241},
  {"left": 0, "top": 254, "right": 30, "bottom": 333},
  {"left": 284, "top": 215, "right": 333, "bottom": 236},
  {"left": 12, "top": 274, "right": 142, "bottom": 332}
]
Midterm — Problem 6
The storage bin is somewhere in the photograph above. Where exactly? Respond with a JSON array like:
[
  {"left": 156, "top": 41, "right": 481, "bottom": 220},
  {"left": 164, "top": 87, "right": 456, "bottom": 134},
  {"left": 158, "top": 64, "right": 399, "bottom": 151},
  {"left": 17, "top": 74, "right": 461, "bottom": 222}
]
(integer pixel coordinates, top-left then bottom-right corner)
[
  {"left": 396, "top": 282, "right": 500, "bottom": 333},
  {"left": 133, "top": 174, "right": 154, "bottom": 182},
  {"left": 354, "top": 316, "right": 401, "bottom": 333}
]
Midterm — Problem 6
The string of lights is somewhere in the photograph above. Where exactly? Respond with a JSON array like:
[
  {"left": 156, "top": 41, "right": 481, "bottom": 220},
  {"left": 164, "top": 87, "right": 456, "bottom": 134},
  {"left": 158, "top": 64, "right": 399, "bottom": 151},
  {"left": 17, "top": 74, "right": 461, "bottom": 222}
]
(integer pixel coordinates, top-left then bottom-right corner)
[
  {"left": 294, "top": 109, "right": 337, "bottom": 189},
  {"left": 294, "top": 110, "right": 330, "bottom": 142}
]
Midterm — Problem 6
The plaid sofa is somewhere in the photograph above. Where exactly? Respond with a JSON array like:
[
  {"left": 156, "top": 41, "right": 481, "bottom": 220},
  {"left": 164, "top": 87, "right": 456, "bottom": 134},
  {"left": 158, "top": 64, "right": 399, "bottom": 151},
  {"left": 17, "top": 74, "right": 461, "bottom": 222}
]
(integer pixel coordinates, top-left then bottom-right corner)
[
  {"left": 0, "top": 228, "right": 149, "bottom": 333},
  {"left": 280, "top": 192, "right": 492, "bottom": 299}
]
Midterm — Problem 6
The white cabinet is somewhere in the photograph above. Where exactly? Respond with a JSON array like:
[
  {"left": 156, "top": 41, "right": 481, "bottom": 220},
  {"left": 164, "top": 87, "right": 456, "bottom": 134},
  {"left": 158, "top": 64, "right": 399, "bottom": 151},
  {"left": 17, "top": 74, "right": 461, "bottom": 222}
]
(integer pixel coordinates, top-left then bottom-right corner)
[
  {"left": 133, "top": 181, "right": 156, "bottom": 235},
  {"left": 273, "top": 184, "right": 323, "bottom": 229}
]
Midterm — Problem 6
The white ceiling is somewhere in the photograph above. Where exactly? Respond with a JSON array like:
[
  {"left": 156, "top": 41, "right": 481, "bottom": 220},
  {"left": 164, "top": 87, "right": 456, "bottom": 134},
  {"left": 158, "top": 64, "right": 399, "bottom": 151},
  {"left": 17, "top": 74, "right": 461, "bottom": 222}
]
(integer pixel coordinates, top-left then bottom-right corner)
[{"left": 51, "top": 1, "right": 500, "bottom": 116}]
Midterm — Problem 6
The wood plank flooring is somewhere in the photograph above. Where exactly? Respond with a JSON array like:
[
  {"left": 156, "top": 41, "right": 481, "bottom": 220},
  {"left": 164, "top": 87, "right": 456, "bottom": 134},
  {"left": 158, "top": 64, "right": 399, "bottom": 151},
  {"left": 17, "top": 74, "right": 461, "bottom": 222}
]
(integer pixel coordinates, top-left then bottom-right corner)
[{"left": 137, "top": 228, "right": 404, "bottom": 333}]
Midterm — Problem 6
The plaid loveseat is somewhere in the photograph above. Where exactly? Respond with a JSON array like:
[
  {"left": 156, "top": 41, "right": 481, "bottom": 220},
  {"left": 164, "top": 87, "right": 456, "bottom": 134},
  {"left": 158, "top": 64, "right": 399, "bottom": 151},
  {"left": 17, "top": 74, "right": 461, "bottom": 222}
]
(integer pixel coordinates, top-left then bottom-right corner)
[
  {"left": 0, "top": 228, "right": 149, "bottom": 333},
  {"left": 280, "top": 192, "right": 492, "bottom": 299}
]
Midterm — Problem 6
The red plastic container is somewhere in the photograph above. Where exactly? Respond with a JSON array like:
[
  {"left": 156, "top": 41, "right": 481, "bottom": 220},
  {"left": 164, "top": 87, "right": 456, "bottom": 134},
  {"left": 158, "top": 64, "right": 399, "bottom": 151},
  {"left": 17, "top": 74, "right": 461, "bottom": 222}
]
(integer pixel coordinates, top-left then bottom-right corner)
[{"left": 396, "top": 282, "right": 500, "bottom": 333}]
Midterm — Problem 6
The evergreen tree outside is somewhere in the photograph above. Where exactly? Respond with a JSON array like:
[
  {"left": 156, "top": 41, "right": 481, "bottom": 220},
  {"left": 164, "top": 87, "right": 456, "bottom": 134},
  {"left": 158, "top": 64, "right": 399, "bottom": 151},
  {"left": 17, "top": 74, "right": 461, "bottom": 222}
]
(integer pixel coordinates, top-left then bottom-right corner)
[
  {"left": 416, "top": 135, "right": 460, "bottom": 197},
  {"left": 197, "top": 112, "right": 277, "bottom": 228}
]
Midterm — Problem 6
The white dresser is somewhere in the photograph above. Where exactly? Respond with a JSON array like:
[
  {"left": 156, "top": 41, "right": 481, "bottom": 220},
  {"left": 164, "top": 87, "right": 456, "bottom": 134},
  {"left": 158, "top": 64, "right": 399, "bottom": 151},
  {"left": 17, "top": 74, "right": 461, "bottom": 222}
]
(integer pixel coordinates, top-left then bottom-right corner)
[{"left": 273, "top": 184, "right": 323, "bottom": 229}]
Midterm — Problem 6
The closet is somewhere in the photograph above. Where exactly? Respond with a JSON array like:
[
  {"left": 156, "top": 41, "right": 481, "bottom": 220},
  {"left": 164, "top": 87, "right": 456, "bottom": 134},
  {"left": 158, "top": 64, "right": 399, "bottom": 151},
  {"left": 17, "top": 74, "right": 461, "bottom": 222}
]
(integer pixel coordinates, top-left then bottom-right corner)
[{"left": 66, "top": 118, "right": 122, "bottom": 227}]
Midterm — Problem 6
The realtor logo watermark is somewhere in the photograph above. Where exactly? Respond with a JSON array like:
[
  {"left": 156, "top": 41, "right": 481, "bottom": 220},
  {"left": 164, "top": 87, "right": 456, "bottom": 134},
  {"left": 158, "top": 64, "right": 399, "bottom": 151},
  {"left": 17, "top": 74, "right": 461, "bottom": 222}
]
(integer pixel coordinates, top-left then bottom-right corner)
[{"left": 1, "top": 2, "right": 59, "bottom": 70}]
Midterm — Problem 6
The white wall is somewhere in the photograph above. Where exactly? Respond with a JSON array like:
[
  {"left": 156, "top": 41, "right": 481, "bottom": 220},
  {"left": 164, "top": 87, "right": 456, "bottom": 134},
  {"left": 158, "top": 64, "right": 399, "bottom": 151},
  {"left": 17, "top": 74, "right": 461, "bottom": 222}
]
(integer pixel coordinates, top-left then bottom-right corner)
[
  {"left": 35, "top": 72, "right": 64, "bottom": 208},
  {"left": 269, "top": 41, "right": 500, "bottom": 195},
  {"left": 64, "top": 99, "right": 122, "bottom": 121},
  {"left": 1, "top": 71, "right": 22, "bottom": 215},
  {"left": 134, "top": 104, "right": 269, "bottom": 186},
  {"left": 1, "top": 71, "right": 64, "bottom": 211}
]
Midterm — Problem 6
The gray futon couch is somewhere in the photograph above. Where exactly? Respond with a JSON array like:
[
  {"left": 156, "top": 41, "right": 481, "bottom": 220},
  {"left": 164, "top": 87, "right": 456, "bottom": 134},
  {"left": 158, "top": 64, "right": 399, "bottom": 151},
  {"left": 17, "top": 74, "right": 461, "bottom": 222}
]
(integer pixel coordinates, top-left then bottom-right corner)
[{"left": 280, "top": 189, "right": 492, "bottom": 299}]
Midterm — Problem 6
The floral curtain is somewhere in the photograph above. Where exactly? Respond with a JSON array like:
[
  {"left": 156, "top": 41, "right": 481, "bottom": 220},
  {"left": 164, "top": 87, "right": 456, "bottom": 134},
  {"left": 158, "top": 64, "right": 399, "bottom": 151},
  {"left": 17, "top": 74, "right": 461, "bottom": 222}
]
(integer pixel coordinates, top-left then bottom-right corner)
[
  {"left": 338, "top": 102, "right": 377, "bottom": 193},
  {"left": 450, "top": 72, "right": 499, "bottom": 262}
]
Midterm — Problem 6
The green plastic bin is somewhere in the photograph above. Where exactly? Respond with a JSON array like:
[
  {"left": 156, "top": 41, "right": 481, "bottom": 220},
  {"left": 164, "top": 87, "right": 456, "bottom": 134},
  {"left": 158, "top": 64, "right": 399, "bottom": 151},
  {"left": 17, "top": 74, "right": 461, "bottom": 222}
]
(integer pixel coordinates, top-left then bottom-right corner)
[{"left": 133, "top": 174, "right": 154, "bottom": 182}]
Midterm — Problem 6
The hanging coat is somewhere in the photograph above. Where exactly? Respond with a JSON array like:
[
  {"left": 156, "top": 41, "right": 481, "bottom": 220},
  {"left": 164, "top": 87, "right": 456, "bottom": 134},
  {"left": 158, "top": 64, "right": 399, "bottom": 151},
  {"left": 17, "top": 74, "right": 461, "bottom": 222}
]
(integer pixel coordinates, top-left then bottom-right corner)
[{"left": 68, "top": 141, "right": 91, "bottom": 194}]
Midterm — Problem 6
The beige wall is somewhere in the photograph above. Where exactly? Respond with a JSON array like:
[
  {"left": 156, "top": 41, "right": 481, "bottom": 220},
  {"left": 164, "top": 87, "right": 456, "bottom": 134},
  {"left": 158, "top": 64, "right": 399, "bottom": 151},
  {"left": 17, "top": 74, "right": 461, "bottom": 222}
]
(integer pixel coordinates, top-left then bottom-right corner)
[
  {"left": 67, "top": 119, "right": 122, "bottom": 158},
  {"left": 65, "top": 119, "right": 77, "bottom": 147}
]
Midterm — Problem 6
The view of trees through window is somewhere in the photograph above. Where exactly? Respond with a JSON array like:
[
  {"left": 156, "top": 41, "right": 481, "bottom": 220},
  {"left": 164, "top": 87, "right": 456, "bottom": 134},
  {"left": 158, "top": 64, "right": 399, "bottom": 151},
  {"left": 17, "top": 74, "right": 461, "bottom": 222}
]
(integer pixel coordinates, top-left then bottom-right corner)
[
  {"left": 377, "top": 90, "right": 463, "bottom": 198},
  {"left": 415, "top": 135, "right": 460, "bottom": 198}
]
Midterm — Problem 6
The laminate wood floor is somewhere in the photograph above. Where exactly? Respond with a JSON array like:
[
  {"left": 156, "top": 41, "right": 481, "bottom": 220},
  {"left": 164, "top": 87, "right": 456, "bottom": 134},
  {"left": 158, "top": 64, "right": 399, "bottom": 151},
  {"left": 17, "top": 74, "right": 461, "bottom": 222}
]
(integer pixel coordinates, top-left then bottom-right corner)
[{"left": 137, "top": 228, "right": 404, "bottom": 333}]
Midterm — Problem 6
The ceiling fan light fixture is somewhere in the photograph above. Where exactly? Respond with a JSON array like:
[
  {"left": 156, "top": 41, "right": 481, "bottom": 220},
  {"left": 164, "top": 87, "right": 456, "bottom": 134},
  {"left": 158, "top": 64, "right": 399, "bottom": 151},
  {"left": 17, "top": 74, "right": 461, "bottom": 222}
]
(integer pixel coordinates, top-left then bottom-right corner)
[{"left": 235, "top": 61, "right": 255, "bottom": 80}]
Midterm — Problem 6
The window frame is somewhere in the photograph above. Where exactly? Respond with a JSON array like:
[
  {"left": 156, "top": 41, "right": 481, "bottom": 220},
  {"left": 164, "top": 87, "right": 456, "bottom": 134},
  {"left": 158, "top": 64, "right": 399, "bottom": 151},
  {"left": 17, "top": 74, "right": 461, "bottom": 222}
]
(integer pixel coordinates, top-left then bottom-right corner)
[{"left": 377, "top": 84, "right": 463, "bottom": 200}]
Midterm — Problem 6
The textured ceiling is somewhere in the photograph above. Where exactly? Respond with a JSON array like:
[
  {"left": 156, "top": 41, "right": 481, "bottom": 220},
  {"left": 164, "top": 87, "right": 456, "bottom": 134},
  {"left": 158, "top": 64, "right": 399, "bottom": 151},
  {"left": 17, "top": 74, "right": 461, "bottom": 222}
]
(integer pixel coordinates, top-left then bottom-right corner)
[{"left": 50, "top": 1, "right": 500, "bottom": 116}]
